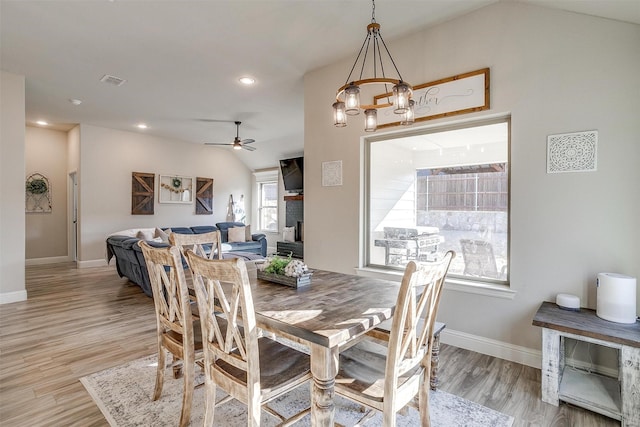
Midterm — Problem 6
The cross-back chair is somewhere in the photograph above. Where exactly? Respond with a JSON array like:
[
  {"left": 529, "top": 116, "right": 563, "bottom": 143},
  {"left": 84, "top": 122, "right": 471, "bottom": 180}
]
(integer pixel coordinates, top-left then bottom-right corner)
[
  {"left": 335, "top": 250, "right": 455, "bottom": 427},
  {"left": 139, "top": 241, "right": 204, "bottom": 427},
  {"left": 185, "top": 251, "right": 311, "bottom": 427},
  {"left": 169, "top": 230, "right": 223, "bottom": 264}
]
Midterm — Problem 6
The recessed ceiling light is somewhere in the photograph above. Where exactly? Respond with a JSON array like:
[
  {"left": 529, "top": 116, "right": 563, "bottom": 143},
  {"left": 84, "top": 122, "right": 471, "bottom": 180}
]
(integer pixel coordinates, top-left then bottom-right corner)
[
  {"left": 69, "top": 98, "right": 82, "bottom": 106},
  {"left": 136, "top": 123, "right": 148, "bottom": 129},
  {"left": 36, "top": 120, "right": 49, "bottom": 126},
  {"left": 239, "top": 76, "right": 255, "bottom": 85}
]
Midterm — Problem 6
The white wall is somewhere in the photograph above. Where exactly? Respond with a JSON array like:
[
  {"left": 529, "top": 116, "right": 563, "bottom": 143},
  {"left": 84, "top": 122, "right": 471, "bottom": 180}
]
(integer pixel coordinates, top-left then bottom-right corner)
[
  {"left": 77, "top": 124, "right": 253, "bottom": 263},
  {"left": 0, "top": 71, "right": 27, "bottom": 303},
  {"left": 25, "top": 126, "right": 68, "bottom": 261},
  {"left": 304, "top": 2, "right": 640, "bottom": 353}
]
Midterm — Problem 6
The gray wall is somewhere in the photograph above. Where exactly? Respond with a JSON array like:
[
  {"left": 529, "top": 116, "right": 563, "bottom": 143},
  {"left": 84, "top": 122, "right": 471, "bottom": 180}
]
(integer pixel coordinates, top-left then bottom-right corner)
[{"left": 303, "top": 2, "right": 640, "bottom": 353}]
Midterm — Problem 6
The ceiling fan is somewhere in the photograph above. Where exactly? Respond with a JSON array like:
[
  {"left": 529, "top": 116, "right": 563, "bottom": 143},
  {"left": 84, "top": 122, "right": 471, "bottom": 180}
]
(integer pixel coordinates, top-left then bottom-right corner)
[{"left": 204, "top": 121, "right": 256, "bottom": 151}]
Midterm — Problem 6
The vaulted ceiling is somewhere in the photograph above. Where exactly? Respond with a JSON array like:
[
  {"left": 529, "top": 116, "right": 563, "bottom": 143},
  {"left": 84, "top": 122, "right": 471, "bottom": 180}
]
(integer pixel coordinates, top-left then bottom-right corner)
[{"left": 2, "top": 0, "right": 638, "bottom": 170}]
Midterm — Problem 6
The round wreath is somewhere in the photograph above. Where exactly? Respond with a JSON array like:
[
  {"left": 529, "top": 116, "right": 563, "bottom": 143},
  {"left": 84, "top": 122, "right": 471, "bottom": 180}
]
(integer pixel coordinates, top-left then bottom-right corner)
[
  {"left": 171, "top": 177, "right": 182, "bottom": 188},
  {"left": 26, "top": 178, "right": 48, "bottom": 195}
]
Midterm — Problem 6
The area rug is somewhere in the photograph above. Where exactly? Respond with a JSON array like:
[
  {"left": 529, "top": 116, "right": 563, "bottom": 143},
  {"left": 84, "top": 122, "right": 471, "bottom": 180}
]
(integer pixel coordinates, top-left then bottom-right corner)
[{"left": 81, "top": 354, "right": 514, "bottom": 426}]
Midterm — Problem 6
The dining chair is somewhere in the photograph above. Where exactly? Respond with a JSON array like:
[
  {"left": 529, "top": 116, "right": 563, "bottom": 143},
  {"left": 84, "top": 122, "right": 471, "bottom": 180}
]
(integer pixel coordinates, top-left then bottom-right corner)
[
  {"left": 185, "top": 251, "right": 312, "bottom": 427},
  {"left": 169, "top": 230, "right": 223, "bottom": 264},
  {"left": 335, "top": 250, "right": 455, "bottom": 427},
  {"left": 139, "top": 241, "right": 203, "bottom": 427},
  {"left": 459, "top": 238, "right": 506, "bottom": 280}
]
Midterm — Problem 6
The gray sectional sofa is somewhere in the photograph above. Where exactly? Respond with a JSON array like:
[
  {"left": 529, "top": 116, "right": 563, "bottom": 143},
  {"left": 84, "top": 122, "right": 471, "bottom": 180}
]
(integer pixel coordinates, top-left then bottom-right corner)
[{"left": 106, "top": 222, "right": 266, "bottom": 296}]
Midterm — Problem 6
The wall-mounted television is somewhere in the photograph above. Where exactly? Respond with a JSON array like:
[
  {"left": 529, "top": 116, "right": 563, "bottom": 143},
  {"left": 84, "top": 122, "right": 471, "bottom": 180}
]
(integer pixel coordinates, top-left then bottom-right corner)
[{"left": 279, "top": 156, "right": 304, "bottom": 194}]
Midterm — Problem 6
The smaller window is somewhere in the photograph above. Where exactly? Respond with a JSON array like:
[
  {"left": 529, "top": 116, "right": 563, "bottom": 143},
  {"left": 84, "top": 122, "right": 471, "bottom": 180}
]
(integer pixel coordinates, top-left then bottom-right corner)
[{"left": 258, "top": 181, "right": 278, "bottom": 232}]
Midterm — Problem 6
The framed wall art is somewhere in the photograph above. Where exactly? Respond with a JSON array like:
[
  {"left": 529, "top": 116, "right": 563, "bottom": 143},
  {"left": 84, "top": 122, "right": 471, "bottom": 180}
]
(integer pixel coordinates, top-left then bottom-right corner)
[
  {"left": 374, "top": 68, "right": 490, "bottom": 129},
  {"left": 159, "top": 175, "right": 194, "bottom": 204}
]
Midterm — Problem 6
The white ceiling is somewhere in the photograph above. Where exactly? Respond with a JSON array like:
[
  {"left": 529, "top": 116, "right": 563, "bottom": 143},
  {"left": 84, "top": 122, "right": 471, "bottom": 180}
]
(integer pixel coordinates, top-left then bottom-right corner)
[{"left": 2, "top": 0, "right": 638, "bottom": 171}]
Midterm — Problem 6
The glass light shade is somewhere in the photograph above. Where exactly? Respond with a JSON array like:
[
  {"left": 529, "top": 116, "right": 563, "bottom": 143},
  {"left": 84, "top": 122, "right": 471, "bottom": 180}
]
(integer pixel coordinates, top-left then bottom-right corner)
[
  {"left": 233, "top": 141, "right": 242, "bottom": 150},
  {"left": 400, "top": 99, "right": 415, "bottom": 125},
  {"left": 392, "top": 81, "right": 412, "bottom": 114},
  {"left": 364, "top": 109, "right": 377, "bottom": 132},
  {"left": 345, "top": 84, "right": 361, "bottom": 115},
  {"left": 333, "top": 102, "right": 347, "bottom": 127}
]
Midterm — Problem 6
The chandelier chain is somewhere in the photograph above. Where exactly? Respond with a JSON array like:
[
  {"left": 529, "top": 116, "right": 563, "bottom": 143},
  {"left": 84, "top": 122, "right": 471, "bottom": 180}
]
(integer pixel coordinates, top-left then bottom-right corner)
[{"left": 371, "top": 0, "right": 376, "bottom": 23}]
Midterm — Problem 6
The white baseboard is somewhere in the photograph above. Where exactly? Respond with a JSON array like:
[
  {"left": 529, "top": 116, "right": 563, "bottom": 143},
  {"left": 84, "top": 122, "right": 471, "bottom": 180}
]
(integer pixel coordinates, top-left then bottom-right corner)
[
  {"left": 25, "top": 256, "right": 71, "bottom": 266},
  {"left": 441, "top": 328, "right": 541, "bottom": 369},
  {"left": 0, "top": 290, "right": 28, "bottom": 304},
  {"left": 77, "top": 259, "right": 108, "bottom": 268}
]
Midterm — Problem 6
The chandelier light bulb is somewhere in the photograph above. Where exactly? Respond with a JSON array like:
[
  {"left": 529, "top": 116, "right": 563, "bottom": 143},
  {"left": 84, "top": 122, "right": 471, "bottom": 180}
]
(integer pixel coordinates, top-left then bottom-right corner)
[
  {"left": 333, "top": 102, "right": 347, "bottom": 127},
  {"left": 364, "top": 109, "right": 377, "bottom": 132},
  {"left": 344, "top": 84, "right": 361, "bottom": 115},
  {"left": 400, "top": 99, "right": 415, "bottom": 125},
  {"left": 393, "top": 82, "right": 412, "bottom": 114}
]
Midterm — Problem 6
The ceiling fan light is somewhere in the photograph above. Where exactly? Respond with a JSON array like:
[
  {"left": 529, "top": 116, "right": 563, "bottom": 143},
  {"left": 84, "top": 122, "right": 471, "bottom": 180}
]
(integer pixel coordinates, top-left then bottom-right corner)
[
  {"left": 333, "top": 102, "right": 347, "bottom": 127},
  {"left": 393, "top": 81, "right": 412, "bottom": 114},
  {"left": 233, "top": 141, "right": 242, "bottom": 150},
  {"left": 364, "top": 109, "right": 377, "bottom": 132},
  {"left": 344, "top": 84, "right": 361, "bottom": 115}
]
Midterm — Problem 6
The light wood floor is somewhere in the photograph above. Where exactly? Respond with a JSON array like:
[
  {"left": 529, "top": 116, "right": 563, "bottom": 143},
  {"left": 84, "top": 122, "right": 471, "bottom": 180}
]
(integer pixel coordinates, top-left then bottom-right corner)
[{"left": 0, "top": 263, "right": 619, "bottom": 426}]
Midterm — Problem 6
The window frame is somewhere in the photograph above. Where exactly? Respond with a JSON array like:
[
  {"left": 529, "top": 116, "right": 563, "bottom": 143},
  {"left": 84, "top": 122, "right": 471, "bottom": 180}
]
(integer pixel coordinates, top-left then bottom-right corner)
[
  {"left": 362, "top": 115, "right": 511, "bottom": 289},
  {"left": 254, "top": 170, "right": 279, "bottom": 233}
]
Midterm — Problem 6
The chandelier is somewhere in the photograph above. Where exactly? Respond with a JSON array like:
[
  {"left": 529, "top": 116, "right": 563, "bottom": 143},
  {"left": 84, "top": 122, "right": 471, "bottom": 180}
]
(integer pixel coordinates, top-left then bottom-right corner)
[{"left": 333, "top": 0, "right": 414, "bottom": 132}]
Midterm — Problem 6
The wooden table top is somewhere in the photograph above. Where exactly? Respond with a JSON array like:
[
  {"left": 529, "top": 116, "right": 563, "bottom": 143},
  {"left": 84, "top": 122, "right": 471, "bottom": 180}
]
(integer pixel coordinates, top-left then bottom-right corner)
[
  {"left": 532, "top": 301, "right": 640, "bottom": 348},
  {"left": 250, "top": 269, "right": 401, "bottom": 349}
]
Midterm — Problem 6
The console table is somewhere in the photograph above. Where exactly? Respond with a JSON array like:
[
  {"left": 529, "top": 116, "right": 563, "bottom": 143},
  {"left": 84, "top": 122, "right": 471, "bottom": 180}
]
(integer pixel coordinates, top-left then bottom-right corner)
[{"left": 532, "top": 301, "right": 640, "bottom": 426}]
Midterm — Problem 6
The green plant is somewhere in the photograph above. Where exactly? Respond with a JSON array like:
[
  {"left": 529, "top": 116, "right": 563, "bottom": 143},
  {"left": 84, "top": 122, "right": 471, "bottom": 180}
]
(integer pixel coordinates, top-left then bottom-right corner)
[{"left": 264, "top": 254, "right": 292, "bottom": 275}]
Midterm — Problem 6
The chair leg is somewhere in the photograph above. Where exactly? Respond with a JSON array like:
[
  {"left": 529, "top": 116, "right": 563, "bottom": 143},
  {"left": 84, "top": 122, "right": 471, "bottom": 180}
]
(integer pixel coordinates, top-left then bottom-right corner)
[
  {"left": 153, "top": 346, "right": 166, "bottom": 401},
  {"left": 419, "top": 375, "right": 431, "bottom": 427},
  {"left": 178, "top": 354, "right": 195, "bottom": 427},
  {"left": 203, "top": 380, "right": 217, "bottom": 427},
  {"left": 248, "top": 389, "right": 262, "bottom": 426}
]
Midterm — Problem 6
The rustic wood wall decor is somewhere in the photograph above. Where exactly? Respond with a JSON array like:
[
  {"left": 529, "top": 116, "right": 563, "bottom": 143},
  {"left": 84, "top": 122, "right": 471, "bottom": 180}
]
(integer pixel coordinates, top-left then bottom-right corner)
[
  {"left": 131, "top": 172, "right": 154, "bottom": 215},
  {"left": 195, "top": 177, "right": 214, "bottom": 215},
  {"left": 374, "top": 68, "right": 490, "bottom": 129}
]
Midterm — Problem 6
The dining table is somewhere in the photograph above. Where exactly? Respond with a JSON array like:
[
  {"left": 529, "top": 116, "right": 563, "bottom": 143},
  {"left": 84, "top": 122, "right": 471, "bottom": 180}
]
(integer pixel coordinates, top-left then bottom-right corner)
[{"left": 247, "top": 268, "right": 402, "bottom": 427}]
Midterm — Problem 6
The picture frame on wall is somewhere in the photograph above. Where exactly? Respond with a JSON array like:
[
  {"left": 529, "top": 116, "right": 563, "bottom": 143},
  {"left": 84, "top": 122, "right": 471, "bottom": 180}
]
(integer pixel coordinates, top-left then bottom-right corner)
[
  {"left": 374, "top": 68, "right": 490, "bottom": 129},
  {"left": 159, "top": 175, "right": 193, "bottom": 204}
]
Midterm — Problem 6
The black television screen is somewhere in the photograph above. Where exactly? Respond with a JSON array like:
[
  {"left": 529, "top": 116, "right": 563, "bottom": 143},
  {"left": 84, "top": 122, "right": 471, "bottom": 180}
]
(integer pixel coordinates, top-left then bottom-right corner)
[{"left": 279, "top": 157, "right": 304, "bottom": 194}]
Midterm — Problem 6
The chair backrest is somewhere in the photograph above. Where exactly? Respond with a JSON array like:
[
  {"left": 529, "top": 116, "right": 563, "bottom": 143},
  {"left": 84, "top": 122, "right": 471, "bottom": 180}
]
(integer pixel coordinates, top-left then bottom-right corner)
[
  {"left": 385, "top": 251, "right": 454, "bottom": 396},
  {"left": 459, "top": 238, "right": 499, "bottom": 278},
  {"left": 139, "top": 241, "right": 195, "bottom": 347},
  {"left": 185, "top": 251, "right": 260, "bottom": 395},
  {"left": 169, "top": 230, "right": 223, "bottom": 263}
]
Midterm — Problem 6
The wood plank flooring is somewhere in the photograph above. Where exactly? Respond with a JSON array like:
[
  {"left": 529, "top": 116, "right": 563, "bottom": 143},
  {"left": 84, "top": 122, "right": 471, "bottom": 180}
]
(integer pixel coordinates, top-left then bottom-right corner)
[{"left": 0, "top": 263, "right": 619, "bottom": 426}]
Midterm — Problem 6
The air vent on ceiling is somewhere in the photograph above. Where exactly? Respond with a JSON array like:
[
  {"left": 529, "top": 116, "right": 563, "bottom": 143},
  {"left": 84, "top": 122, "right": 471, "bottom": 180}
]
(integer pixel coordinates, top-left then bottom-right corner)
[{"left": 100, "top": 74, "right": 127, "bottom": 86}]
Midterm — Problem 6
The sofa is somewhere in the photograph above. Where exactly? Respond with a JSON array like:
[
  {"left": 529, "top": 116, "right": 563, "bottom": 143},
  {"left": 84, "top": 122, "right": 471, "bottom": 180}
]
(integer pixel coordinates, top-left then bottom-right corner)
[{"left": 106, "top": 222, "right": 266, "bottom": 296}]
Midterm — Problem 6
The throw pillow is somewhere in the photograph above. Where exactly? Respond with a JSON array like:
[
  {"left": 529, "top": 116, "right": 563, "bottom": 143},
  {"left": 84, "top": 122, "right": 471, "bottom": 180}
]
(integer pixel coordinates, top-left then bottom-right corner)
[
  {"left": 283, "top": 226, "right": 296, "bottom": 242},
  {"left": 154, "top": 227, "right": 170, "bottom": 243},
  {"left": 228, "top": 226, "right": 246, "bottom": 243},
  {"left": 244, "top": 224, "right": 252, "bottom": 241},
  {"left": 136, "top": 229, "right": 155, "bottom": 241}
]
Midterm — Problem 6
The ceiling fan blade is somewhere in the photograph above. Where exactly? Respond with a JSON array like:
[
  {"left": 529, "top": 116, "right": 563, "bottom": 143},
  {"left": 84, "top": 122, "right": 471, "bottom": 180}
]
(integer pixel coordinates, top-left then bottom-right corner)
[
  {"left": 241, "top": 139, "right": 255, "bottom": 144},
  {"left": 204, "top": 142, "right": 232, "bottom": 146},
  {"left": 243, "top": 145, "right": 257, "bottom": 151}
]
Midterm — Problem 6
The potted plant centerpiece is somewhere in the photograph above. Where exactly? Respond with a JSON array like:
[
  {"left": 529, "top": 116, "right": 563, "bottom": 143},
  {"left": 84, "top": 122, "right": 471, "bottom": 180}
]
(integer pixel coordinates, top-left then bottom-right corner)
[{"left": 257, "top": 254, "right": 312, "bottom": 288}]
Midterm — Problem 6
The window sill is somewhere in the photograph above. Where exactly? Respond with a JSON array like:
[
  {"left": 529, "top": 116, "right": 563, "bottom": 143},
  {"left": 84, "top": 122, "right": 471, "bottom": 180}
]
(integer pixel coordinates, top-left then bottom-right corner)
[{"left": 354, "top": 267, "right": 517, "bottom": 300}]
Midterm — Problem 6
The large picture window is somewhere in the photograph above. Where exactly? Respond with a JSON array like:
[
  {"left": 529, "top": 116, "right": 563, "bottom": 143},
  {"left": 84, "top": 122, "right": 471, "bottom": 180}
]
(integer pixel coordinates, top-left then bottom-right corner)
[{"left": 366, "top": 117, "right": 510, "bottom": 285}]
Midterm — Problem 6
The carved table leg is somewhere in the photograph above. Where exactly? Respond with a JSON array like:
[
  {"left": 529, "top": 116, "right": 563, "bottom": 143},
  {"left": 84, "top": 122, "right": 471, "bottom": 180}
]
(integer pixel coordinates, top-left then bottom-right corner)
[
  {"left": 310, "top": 344, "right": 339, "bottom": 427},
  {"left": 430, "top": 332, "right": 441, "bottom": 390}
]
